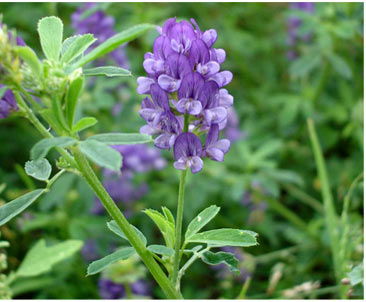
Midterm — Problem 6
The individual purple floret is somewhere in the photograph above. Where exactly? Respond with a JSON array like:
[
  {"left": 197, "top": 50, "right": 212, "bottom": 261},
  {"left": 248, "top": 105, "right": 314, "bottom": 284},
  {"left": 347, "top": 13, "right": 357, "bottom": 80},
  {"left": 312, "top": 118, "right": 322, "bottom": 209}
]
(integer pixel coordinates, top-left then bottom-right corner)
[
  {"left": 98, "top": 278, "right": 151, "bottom": 299},
  {"left": 71, "top": 3, "right": 128, "bottom": 67},
  {"left": 138, "top": 18, "right": 234, "bottom": 172},
  {"left": 287, "top": 2, "right": 315, "bottom": 60},
  {"left": 204, "top": 124, "right": 230, "bottom": 162},
  {"left": 174, "top": 132, "right": 203, "bottom": 174},
  {"left": 0, "top": 84, "right": 18, "bottom": 119}
]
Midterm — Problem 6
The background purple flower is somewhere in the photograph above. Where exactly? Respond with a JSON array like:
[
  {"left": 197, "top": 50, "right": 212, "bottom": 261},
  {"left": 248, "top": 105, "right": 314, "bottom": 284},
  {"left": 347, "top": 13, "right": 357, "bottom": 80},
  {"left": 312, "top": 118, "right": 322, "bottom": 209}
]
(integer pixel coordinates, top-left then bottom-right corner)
[
  {"left": 81, "top": 239, "right": 100, "bottom": 262},
  {"left": 71, "top": 3, "right": 128, "bottom": 67},
  {"left": 92, "top": 144, "right": 166, "bottom": 215},
  {"left": 98, "top": 278, "right": 151, "bottom": 299},
  {"left": 287, "top": 2, "right": 315, "bottom": 60}
]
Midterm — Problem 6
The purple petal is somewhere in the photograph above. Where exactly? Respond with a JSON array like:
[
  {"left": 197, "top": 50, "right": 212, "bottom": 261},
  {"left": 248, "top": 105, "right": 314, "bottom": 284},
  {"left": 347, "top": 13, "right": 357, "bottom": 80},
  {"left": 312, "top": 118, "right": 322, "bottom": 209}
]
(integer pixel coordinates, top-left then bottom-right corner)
[
  {"left": 175, "top": 98, "right": 202, "bottom": 115},
  {"left": 210, "top": 71, "right": 233, "bottom": 87},
  {"left": 212, "top": 48, "right": 226, "bottom": 64},
  {"left": 158, "top": 74, "right": 181, "bottom": 92},
  {"left": 141, "top": 96, "right": 154, "bottom": 109},
  {"left": 155, "top": 133, "right": 176, "bottom": 150},
  {"left": 206, "top": 123, "right": 219, "bottom": 146},
  {"left": 153, "top": 35, "right": 173, "bottom": 60},
  {"left": 162, "top": 17, "right": 177, "bottom": 36},
  {"left": 165, "top": 53, "right": 191, "bottom": 79},
  {"left": 168, "top": 21, "right": 196, "bottom": 53},
  {"left": 0, "top": 100, "right": 11, "bottom": 119},
  {"left": 219, "top": 89, "right": 233, "bottom": 107},
  {"left": 204, "top": 107, "right": 227, "bottom": 125},
  {"left": 140, "top": 124, "right": 160, "bottom": 135},
  {"left": 160, "top": 110, "right": 182, "bottom": 134},
  {"left": 150, "top": 84, "right": 170, "bottom": 110},
  {"left": 178, "top": 72, "right": 205, "bottom": 100},
  {"left": 189, "top": 156, "right": 203, "bottom": 173},
  {"left": 174, "top": 132, "right": 202, "bottom": 160},
  {"left": 189, "top": 38, "right": 210, "bottom": 67},
  {"left": 218, "top": 117, "right": 228, "bottom": 130},
  {"left": 187, "top": 100, "right": 203, "bottom": 115},
  {"left": 139, "top": 108, "right": 157, "bottom": 123},
  {"left": 214, "top": 138, "right": 231, "bottom": 153},
  {"left": 173, "top": 157, "right": 188, "bottom": 170},
  {"left": 202, "top": 29, "right": 217, "bottom": 48},
  {"left": 197, "top": 61, "right": 220, "bottom": 77},
  {"left": 206, "top": 147, "right": 225, "bottom": 162},
  {"left": 199, "top": 80, "right": 219, "bottom": 109},
  {"left": 137, "top": 77, "right": 155, "bottom": 94}
]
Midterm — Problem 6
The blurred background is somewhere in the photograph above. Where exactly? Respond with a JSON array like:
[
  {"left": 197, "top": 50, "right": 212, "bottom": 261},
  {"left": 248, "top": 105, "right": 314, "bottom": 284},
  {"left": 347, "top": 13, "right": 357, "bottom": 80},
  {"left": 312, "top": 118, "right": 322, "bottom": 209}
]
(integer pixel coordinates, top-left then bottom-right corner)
[{"left": 0, "top": 2, "right": 363, "bottom": 299}]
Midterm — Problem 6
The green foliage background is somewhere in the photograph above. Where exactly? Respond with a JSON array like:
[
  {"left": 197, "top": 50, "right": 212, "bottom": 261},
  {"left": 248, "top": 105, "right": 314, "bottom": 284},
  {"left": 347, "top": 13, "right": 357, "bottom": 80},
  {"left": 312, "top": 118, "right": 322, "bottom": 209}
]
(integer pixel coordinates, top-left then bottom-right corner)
[{"left": 0, "top": 2, "right": 363, "bottom": 299}]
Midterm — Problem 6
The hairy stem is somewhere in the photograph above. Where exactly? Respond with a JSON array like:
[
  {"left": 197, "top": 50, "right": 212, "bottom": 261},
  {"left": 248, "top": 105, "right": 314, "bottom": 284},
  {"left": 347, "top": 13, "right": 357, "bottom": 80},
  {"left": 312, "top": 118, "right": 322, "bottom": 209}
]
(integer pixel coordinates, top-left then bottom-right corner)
[
  {"left": 72, "top": 148, "right": 182, "bottom": 299},
  {"left": 171, "top": 169, "right": 187, "bottom": 291}
]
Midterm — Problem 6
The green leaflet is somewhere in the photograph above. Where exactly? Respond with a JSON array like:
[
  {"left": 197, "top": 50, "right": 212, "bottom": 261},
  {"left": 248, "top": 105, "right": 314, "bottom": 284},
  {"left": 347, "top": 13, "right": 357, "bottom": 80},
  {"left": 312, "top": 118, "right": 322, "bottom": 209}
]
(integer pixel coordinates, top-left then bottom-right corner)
[
  {"left": 201, "top": 251, "right": 240, "bottom": 274},
  {"left": 25, "top": 159, "right": 52, "bottom": 181},
  {"left": 16, "top": 239, "right": 82, "bottom": 277},
  {"left": 37, "top": 16, "right": 63, "bottom": 61},
  {"left": 107, "top": 220, "right": 147, "bottom": 246},
  {"left": 86, "top": 133, "right": 152, "bottom": 145},
  {"left": 185, "top": 205, "right": 220, "bottom": 240},
  {"left": 0, "top": 189, "right": 45, "bottom": 226},
  {"left": 87, "top": 247, "right": 135, "bottom": 275},
  {"left": 78, "top": 140, "right": 123, "bottom": 172},
  {"left": 187, "top": 228, "right": 258, "bottom": 247}
]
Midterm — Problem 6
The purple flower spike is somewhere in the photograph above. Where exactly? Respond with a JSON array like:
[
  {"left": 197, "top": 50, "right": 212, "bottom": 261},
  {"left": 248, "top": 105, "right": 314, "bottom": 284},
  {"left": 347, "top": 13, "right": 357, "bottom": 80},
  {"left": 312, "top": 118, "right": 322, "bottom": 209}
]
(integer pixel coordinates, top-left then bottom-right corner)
[
  {"left": 174, "top": 132, "right": 203, "bottom": 173},
  {"left": 204, "top": 124, "right": 230, "bottom": 161},
  {"left": 138, "top": 18, "right": 235, "bottom": 172}
]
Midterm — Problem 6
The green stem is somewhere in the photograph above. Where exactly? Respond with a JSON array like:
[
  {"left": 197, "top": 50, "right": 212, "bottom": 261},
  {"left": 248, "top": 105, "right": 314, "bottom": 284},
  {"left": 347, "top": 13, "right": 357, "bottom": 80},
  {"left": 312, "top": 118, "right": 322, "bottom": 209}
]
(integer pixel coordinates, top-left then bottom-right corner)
[
  {"left": 254, "top": 245, "right": 304, "bottom": 264},
  {"left": 177, "top": 246, "right": 209, "bottom": 283},
  {"left": 171, "top": 169, "right": 187, "bottom": 290},
  {"left": 237, "top": 277, "right": 251, "bottom": 299},
  {"left": 123, "top": 282, "right": 133, "bottom": 299},
  {"left": 72, "top": 148, "right": 182, "bottom": 299},
  {"left": 307, "top": 118, "right": 342, "bottom": 293}
]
